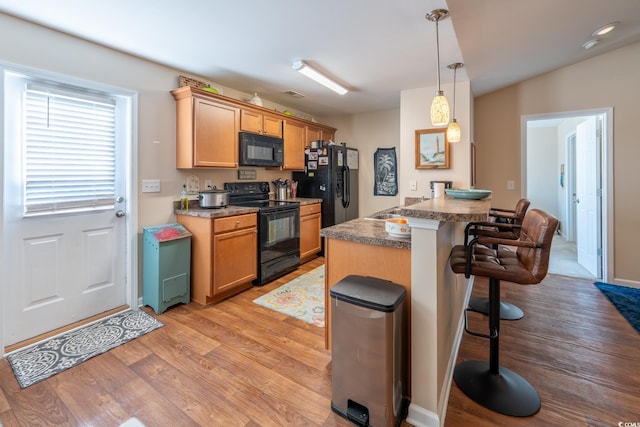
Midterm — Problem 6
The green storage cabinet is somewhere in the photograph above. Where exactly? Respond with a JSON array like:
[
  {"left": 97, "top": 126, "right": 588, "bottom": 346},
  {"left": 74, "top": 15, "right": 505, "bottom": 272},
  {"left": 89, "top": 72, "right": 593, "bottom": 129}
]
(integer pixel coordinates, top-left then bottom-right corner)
[{"left": 143, "top": 223, "right": 192, "bottom": 314}]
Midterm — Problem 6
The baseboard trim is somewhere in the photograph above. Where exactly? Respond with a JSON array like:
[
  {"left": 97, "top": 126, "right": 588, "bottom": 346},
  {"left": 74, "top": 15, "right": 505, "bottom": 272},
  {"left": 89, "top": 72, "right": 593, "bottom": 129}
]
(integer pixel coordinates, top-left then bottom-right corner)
[{"left": 406, "top": 403, "right": 440, "bottom": 427}]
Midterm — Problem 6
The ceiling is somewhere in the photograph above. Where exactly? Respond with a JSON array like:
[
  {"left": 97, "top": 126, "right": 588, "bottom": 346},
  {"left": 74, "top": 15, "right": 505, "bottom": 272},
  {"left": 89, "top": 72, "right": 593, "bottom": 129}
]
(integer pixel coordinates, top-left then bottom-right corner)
[{"left": 1, "top": 0, "right": 639, "bottom": 117}]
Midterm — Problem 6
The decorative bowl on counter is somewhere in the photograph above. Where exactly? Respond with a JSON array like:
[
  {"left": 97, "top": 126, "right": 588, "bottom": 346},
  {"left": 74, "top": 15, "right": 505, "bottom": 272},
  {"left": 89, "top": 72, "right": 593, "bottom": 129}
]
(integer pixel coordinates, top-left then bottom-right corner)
[
  {"left": 445, "top": 188, "right": 492, "bottom": 200},
  {"left": 385, "top": 217, "right": 411, "bottom": 238}
]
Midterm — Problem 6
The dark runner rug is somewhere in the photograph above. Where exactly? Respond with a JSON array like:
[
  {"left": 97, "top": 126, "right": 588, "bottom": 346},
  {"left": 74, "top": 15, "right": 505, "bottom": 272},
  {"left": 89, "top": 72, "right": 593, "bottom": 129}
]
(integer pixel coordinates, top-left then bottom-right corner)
[
  {"left": 594, "top": 282, "right": 640, "bottom": 334},
  {"left": 7, "top": 310, "right": 163, "bottom": 388}
]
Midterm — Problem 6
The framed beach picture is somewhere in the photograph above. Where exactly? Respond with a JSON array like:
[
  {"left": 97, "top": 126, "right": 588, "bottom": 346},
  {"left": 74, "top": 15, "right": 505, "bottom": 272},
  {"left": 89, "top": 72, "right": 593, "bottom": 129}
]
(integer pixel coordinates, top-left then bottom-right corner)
[{"left": 415, "top": 128, "right": 450, "bottom": 169}]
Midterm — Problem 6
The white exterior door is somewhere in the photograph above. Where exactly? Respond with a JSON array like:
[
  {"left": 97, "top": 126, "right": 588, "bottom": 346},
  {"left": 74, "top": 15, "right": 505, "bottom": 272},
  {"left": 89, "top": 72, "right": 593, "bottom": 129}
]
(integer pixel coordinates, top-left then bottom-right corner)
[
  {"left": 575, "top": 116, "right": 601, "bottom": 277},
  {"left": 2, "top": 70, "right": 132, "bottom": 347}
]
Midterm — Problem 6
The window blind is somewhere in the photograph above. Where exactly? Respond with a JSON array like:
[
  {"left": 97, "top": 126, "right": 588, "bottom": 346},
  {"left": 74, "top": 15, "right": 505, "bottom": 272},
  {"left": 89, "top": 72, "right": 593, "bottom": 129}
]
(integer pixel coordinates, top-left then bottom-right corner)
[{"left": 24, "top": 84, "right": 117, "bottom": 214}]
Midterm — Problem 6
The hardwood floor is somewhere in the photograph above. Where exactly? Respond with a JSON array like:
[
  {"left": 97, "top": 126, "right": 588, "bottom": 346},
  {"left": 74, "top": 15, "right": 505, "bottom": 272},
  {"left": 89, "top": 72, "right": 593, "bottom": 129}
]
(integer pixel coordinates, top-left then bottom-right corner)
[
  {"left": 0, "top": 258, "right": 638, "bottom": 426},
  {"left": 446, "top": 273, "right": 640, "bottom": 426}
]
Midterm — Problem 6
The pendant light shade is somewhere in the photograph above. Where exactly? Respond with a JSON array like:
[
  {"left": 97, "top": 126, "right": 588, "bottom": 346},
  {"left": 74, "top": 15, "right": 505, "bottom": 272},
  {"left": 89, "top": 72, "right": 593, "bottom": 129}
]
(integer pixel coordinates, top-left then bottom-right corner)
[
  {"left": 446, "top": 62, "right": 463, "bottom": 142},
  {"left": 426, "top": 9, "right": 450, "bottom": 127},
  {"left": 431, "top": 91, "right": 450, "bottom": 126},
  {"left": 447, "top": 119, "right": 461, "bottom": 142}
]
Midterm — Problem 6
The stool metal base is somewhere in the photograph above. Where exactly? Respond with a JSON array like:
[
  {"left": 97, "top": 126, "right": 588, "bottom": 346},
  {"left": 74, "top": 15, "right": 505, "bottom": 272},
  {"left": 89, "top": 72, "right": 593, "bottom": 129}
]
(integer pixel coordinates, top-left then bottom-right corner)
[
  {"left": 468, "top": 297, "right": 524, "bottom": 320},
  {"left": 454, "top": 360, "right": 541, "bottom": 417}
]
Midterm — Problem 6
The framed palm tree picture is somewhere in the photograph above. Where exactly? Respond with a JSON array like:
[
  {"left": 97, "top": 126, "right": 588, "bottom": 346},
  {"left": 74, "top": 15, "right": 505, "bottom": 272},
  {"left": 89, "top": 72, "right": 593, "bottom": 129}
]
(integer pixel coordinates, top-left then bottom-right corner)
[
  {"left": 374, "top": 147, "right": 398, "bottom": 196},
  {"left": 415, "top": 128, "right": 450, "bottom": 169}
]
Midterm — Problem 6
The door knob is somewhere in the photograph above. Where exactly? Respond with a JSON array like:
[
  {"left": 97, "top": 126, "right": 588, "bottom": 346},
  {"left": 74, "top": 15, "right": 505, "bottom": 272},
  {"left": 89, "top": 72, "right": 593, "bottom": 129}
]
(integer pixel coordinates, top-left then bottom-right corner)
[{"left": 115, "top": 210, "right": 126, "bottom": 217}]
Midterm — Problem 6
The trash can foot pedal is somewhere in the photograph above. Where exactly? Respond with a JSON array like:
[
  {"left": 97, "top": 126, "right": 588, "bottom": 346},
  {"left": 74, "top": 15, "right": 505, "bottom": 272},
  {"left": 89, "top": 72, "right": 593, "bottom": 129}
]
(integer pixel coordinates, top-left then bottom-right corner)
[{"left": 346, "top": 399, "right": 369, "bottom": 426}]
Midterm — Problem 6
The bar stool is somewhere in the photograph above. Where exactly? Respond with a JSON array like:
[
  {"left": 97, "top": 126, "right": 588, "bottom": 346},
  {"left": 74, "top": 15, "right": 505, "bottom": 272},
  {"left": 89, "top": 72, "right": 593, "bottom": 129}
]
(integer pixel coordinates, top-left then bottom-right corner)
[
  {"left": 449, "top": 208, "right": 558, "bottom": 416},
  {"left": 466, "top": 198, "right": 530, "bottom": 320}
]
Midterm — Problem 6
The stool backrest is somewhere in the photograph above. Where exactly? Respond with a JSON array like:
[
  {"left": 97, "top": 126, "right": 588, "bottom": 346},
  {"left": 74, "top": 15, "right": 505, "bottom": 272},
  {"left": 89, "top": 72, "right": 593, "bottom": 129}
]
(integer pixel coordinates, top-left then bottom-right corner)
[
  {"left": 513, "top": 199, "right": 531, "bottom": 224},
  {"left": 516, "top": 209, "right": 559, "bottom": 282}
]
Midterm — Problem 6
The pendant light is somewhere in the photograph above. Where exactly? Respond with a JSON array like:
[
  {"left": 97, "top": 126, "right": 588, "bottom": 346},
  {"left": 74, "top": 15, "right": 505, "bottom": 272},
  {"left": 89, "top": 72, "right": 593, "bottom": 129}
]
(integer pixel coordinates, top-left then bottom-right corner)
[
  {"left": 426, "top": 9, "right": 450, "bottom": 126},
  {"left": 446, "top": 62, "right": 463, "bottom": 142}
]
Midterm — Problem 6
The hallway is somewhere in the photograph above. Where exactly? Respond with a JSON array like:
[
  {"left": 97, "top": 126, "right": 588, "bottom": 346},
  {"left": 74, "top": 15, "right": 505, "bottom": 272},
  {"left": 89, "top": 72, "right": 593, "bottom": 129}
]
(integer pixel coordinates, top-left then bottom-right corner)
[{"left": 548, "top": 234, "right": 596, "bottom": 279}]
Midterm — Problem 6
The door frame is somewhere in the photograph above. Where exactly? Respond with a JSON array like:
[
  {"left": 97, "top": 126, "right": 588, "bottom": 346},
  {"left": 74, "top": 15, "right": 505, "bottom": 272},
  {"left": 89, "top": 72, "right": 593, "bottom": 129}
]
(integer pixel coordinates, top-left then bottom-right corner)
[
  {"left": 0, "top": 63, "right": 139, "bottom": 357},
  {"left": 521, "top": 107, "right": 613, "bottom": 282}
]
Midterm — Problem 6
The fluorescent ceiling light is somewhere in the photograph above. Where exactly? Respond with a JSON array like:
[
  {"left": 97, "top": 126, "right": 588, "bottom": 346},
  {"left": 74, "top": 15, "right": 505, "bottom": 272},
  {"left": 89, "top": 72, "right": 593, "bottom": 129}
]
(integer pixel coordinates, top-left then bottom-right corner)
[
  {"left": 292, "top": 60, "right": 348, "bottom": 95},
  {"left": 583, "top": 39, "right": 599, "bottom": 50},
  {"left": 592, "top": 22, "right": 619, "bottom": 37}
]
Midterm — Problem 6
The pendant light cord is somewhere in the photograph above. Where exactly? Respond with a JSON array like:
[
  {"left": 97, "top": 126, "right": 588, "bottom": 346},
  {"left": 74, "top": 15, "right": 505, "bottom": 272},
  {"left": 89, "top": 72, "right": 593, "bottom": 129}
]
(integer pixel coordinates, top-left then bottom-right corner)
[
  {"left": 436, "top": 19, "right": 441, "bottom": 91},
  {"left": 452, "top": 64, "right": 456, "bottom": 118}
]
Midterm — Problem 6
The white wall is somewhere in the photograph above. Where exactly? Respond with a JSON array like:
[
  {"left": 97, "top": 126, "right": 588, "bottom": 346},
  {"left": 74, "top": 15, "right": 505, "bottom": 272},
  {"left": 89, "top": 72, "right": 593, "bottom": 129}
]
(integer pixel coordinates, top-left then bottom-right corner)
[
  {"left": 400, "top": 80, "right": 472, "bottom": 201},
  {"left": 526, "top": 127, "right": 558, "bottom": 217}
]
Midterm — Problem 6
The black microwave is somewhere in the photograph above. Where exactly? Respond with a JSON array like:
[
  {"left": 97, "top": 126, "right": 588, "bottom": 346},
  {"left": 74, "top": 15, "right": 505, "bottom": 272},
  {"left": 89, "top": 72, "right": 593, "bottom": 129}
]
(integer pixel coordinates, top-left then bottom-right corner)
[{"left": 239, "top": 132, "right": 284, "bottom": 167}]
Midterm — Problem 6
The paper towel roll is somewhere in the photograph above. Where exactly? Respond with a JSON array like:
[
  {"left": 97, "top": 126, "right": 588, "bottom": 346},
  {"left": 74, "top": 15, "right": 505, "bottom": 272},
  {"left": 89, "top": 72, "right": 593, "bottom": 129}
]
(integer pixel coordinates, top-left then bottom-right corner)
[{"left": 434, "top": 182, "right": 445, "bottom": 198}]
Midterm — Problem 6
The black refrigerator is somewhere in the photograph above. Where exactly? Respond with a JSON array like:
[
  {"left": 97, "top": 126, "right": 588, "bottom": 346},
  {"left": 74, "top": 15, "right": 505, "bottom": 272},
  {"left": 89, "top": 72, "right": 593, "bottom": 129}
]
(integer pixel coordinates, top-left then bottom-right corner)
[{"left": 293, "top": 144, "right": 359, "bottom": 229}]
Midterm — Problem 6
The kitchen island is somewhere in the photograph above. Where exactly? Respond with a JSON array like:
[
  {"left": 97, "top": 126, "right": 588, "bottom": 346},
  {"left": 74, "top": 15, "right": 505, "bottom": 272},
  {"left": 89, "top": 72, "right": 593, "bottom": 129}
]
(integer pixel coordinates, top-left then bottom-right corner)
[{"left": 321, "top": 196, "right": 490, "bottom": 427}]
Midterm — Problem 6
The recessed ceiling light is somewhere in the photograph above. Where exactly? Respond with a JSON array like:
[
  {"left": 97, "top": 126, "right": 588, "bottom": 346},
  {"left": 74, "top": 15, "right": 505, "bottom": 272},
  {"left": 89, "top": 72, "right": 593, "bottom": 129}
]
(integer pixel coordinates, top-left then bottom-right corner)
[
  {"left": 583, "top": 39, "right": 599, "bottom": 50},
  {"left": 592, "top": 22, "right": 619, "bottom": 37}
]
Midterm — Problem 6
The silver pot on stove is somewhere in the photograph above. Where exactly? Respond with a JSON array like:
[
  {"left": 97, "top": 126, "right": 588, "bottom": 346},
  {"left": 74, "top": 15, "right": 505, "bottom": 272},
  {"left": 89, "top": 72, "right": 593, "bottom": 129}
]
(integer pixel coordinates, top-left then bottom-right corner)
[{"left": 198, "top": 186, "right": 229, "bottom": 208}]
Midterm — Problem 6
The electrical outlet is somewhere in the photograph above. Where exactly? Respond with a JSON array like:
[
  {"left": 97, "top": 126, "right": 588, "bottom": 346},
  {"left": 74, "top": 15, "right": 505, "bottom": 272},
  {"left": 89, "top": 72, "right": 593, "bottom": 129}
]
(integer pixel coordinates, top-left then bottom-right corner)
[
  {"left": 142, "top": 179, "right": 161, "bottom": 193},
  {"left": 204, "top": 179, "right": 212, "bottom": 189},
  {"left": 507, "top": 180, "right": 515, "bottom": 190},
  {"left": 410, "top": 180, "right": 417, "bottom": 191}
]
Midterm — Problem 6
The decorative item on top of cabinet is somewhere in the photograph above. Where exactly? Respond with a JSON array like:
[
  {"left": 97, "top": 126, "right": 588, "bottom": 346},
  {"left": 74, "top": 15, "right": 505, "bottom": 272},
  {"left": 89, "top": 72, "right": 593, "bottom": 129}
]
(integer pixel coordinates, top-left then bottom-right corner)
[
  {"left": 175, "top": 213, "right": 257, "bottom": 305},
  {"left": 240, "top": 108, "right": 283, "bottom": 138},
  {"left": 172, "top": 86, "right": 239, "bottom": 169},
  {"left": 300, "top": 203, "right": 322, "bottom": 262}
]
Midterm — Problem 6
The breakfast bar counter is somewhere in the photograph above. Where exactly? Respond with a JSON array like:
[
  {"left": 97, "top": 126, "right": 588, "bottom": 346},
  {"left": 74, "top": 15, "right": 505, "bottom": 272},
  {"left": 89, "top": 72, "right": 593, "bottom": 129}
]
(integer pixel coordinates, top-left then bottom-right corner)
[{"left": 322, "top": 196, "right": 490, "bottom": 427}]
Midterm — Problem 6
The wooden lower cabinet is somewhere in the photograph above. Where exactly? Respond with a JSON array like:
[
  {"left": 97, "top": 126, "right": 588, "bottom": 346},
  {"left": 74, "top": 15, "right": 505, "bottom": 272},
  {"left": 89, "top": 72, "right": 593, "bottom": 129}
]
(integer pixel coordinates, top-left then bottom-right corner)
[
  {"left": 176, "top": 213, "right": 257, "bottom": 305},
  {"left": 324, "top": 238, "right": 411, "bottom": 350},
  {"left": 300, "top": 203, "right": 321, "bottom": 262}
]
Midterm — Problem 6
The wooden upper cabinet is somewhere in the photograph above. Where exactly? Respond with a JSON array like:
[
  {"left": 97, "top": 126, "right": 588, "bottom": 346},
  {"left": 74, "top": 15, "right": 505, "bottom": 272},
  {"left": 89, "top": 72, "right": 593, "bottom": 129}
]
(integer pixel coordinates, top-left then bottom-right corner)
[
  {"left": 321, "top": 127, "right": 335, "bottom": 143},
  {"left": 172, "top": 86, "right": 335, "bottom": 170},
  {"left": 172, "top": 87, "right": 239, "bottom": 168},
  {"left": 306, "top": 124, "right": 336, "bottom": 148},
  {"left": 240, "top": 108, "right": 283, "bottom": 138},
  {"left": 283, "top": 119, "right": 306, "bottom": 171},
  {"left": 306, "top": 125, "right": 321, "bottom": 148}
]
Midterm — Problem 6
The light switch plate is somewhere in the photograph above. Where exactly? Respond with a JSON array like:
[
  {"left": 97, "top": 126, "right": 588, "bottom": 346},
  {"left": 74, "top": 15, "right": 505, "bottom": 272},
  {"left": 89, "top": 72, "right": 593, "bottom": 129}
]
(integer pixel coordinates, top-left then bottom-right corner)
[{"left": 142, "top": 179, "right": 161, "bottom": 193}]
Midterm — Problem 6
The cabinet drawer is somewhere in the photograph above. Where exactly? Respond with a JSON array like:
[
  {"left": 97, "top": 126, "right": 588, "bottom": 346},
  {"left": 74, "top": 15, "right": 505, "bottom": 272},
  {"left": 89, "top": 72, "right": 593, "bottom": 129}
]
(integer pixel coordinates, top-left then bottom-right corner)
[
  {"left": 214, "top": 214, "right": 257, "bottom": 234},
  {"left": 300, "top": 203, "right": 321, "bottom": 216}
]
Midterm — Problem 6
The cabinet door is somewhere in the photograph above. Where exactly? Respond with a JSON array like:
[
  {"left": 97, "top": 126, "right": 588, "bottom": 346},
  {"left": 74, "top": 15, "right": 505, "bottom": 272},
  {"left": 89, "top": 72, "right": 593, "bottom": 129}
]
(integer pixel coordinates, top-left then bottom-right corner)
[
  {"left": 283, "top": 120, "right": 306, "bottom": 170},
  {"left": 194, "top": 98, "right": 239, "bottom": 168},
  {"left": 240, "top": 109, "right": 263, "bottom": 134},
  {"left": 213, "top": 227, "right": 257, "bottom": 295},
  {"left": 321, "top": 129, "right": 335, "bottom": 143},
  {"left": 263, "top": 113, "right": 283, "bottom": 138},
  {"left": 300, "top": 212, "right": 321, "bottom": 261},
  {"left": 306, "top": 125, "right": 321, "bottom": 148}
]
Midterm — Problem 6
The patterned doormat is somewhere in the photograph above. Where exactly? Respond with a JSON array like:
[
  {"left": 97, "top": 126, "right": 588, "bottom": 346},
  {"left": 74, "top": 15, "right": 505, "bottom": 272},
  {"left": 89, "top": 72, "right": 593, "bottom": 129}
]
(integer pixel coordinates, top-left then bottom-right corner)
[
  {"left": 253, "top": 265, "right": 325, "bottom": 327},
  {"left": 7, "top": 310, "right": 164, "bottom": 388},
  {"left": 595, "top": 282, "right": 640, "bottom": 334}
]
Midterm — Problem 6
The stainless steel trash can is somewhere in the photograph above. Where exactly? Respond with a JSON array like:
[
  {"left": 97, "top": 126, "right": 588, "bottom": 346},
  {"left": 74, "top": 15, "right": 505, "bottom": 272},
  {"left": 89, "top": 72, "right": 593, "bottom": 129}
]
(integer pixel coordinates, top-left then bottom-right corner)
[{"left": 330, "top": 275, "right": 408, "bottom": 427}]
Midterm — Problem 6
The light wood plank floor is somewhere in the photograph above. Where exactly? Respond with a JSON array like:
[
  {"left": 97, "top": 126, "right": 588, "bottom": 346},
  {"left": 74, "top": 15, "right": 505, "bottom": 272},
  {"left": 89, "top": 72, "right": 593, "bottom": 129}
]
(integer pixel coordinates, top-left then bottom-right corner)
[{"left": 1, "top": 258, "right": 638, "bottom": 426}]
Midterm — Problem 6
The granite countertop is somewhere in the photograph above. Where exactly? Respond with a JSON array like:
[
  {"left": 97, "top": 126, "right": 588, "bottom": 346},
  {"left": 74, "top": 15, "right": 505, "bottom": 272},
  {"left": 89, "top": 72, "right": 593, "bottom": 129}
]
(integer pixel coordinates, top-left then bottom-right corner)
[
  {"left": 174, "top": 202, "right": 259, "bottom": 219},
  {"left": 400, "top": 196, "right": 490, "bottom": 222},
  {"left": 174, "top": 198, "right": 322, "bottom": 218},
  {"left": 321, "top": 196, "right": 490, "bottom": 249},
  {"left": 275, "top": 197, "right": 323, "bottom": 205},
  {"left": 321, "top": 217, "right": 411, "bottom": 250}
]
